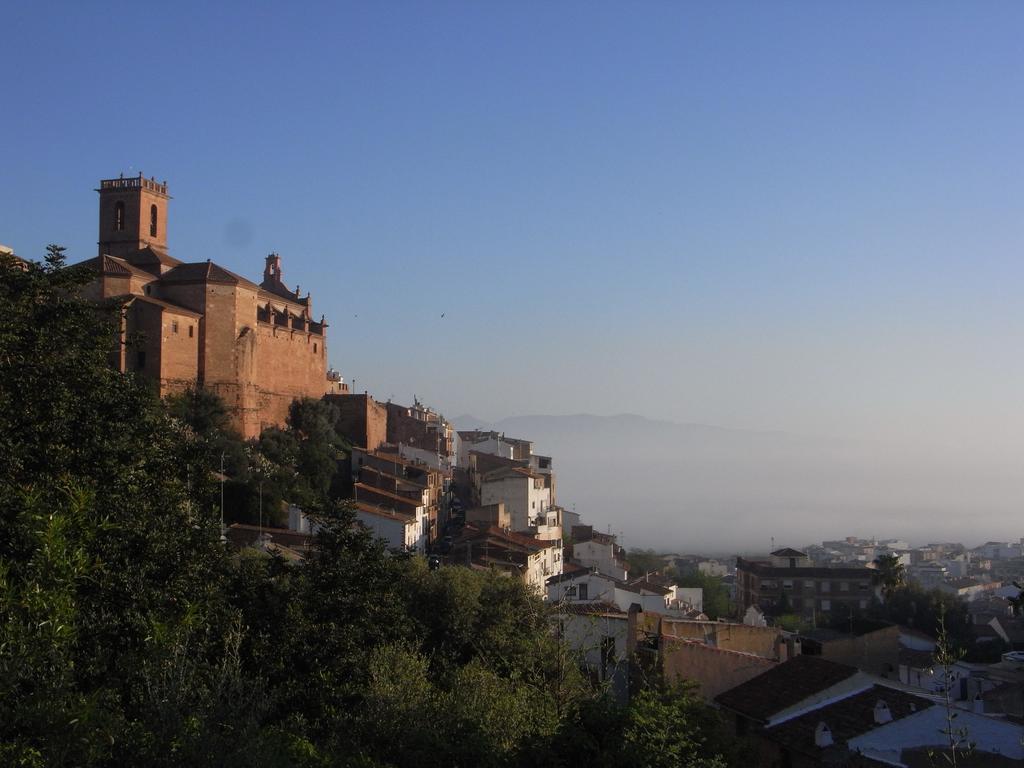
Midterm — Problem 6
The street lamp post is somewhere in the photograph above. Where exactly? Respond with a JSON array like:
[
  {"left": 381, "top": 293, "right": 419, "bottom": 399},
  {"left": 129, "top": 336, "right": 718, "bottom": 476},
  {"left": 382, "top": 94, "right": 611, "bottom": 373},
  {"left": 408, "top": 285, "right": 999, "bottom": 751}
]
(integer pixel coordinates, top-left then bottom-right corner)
[{"left": 220, "top": 451, "right": 227, "bottom": 544}]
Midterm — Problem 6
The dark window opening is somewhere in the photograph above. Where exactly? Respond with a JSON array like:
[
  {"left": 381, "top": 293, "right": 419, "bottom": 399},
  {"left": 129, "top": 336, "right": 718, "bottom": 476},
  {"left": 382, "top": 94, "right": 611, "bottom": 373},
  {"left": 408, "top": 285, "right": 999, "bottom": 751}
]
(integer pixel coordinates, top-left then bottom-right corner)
[
  {"left": 313, "top": 342, "right": 318, "bottom": 354},
  {"left": 188, "top": 325, "right": 194, "bottom": 338},
  {"left": 171, "top": 320, "right": 179, "bottom": 334},
  {"left": 150, "top": 204, "right": 158, "bottom": 237},
  {"left": 115, "top": 201, "right": 125, "bottom": 232},
  {"left": 578, "top": 583, "right": 588, "bottom": 600}
]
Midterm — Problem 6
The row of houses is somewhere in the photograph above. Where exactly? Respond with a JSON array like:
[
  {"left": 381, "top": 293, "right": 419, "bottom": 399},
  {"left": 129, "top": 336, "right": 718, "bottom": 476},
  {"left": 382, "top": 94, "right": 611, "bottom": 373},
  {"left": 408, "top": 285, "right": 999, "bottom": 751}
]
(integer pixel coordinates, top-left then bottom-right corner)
[{"left": 550, "top": 597, "right": 1024, "bottom": 765}]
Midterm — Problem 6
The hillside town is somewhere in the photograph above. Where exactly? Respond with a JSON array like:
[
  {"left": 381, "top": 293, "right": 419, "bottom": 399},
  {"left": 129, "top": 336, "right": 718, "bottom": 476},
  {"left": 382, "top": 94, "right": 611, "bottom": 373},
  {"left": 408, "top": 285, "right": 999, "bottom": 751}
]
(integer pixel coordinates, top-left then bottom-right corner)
[{"left": 3, "top": 173, "right": 1023, "bottom": 766}]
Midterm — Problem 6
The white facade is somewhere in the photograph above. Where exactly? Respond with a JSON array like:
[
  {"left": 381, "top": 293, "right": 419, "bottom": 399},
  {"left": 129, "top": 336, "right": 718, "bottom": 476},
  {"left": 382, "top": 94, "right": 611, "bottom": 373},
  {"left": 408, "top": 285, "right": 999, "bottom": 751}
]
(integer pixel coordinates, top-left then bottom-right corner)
[
  {"left": 458, "top": 435, "right": 515, "bottom": 466},
  {"left": 523, "top": 541, "right": 562, "bottom": 594},
  {"left": 399, "top": 442, "right": 449, "bottom": 471},
  {"left": 556, "top": 610, "right": 630, "bottom": 699},
  {"left": 548, "top": 571, "right": 700, "bottom": 615},
  {"left": 354, "top": 504, "right": 428, "bottom": 553},
  {"left": 549, "top": 571, "right": 620, "bottom": 604},
  {"left": 697, "top": 560, "right": 729, "bottom": 578},
  {"left": 480, "top": 471, "right": 551, "bottom": 532},
  {"left": 573, "top": 539, "right": 628, "bottom": 581},
  {"left": 673, "top": 587, "right": 704, "bottom": 612}
]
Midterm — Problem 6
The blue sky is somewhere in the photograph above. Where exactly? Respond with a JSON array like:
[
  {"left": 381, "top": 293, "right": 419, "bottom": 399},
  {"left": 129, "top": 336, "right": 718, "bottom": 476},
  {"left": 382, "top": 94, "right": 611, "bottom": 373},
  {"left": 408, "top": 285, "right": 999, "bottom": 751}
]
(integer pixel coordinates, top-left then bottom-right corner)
[{"left": 3, "top": 1, "right": 1023, "bottom": 454}]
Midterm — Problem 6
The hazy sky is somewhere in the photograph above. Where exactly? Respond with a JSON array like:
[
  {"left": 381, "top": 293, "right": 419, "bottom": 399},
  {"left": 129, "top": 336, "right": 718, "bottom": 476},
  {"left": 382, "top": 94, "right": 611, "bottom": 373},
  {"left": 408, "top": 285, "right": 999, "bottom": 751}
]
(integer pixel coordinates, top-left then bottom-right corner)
[{"left": 3, "top": 2, "right": 1024, "bottom": 463}]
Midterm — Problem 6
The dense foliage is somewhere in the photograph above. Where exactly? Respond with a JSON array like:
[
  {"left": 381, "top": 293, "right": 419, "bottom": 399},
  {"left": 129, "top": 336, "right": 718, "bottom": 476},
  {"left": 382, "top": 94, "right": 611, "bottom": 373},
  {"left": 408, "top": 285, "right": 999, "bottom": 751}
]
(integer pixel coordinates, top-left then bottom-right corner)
[{"left": 0, "top": 249, "right": 735, "bottom": 767}]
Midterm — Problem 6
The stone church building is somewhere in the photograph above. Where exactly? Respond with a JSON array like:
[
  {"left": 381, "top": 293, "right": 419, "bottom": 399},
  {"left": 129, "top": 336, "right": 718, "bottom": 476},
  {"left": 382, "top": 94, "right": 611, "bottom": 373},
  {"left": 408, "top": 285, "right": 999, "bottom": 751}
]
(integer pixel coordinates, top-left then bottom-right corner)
[{"left": 80, "top": 173, "right": 338, "bottom": 438}]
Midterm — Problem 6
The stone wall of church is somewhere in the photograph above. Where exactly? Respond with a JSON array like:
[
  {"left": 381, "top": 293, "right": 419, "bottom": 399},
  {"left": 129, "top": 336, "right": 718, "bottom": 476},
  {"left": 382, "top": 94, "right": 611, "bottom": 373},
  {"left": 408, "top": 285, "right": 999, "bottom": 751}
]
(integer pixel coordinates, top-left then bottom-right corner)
[{"left": 251, "top": 320, "right": 327, "bottom": 436}]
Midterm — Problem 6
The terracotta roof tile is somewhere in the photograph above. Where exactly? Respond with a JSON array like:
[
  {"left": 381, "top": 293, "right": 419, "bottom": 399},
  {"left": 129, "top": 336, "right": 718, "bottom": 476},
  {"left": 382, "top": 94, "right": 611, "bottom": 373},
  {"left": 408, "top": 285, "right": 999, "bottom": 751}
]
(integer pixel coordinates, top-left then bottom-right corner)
[{"left": 160, "top": 260, "right": 260, "bottom": 289}]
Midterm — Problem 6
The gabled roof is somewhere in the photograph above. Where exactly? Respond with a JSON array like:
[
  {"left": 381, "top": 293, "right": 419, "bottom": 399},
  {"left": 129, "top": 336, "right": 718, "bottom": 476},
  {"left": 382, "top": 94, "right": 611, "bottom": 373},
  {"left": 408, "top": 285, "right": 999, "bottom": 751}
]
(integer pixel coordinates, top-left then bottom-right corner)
[
  {"left": 771, "top": 547, "right": 808, "bottom": 558},
  {"left": 82, "top": 253, "right": 156, "bottom": 280},
  {"left": 161, "top": 260, "right": 260, "bottom": 289},
  {"left": 715, "top": 656, "right": 861, "bottom": 723}
]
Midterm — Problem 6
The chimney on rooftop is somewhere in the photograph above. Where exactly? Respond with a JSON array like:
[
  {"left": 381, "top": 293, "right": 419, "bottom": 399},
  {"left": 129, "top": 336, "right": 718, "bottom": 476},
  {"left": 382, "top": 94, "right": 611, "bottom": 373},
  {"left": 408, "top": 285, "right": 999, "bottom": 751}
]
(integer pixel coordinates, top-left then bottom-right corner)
[
  {"left": 814, "top": 722, "right": 833, "bottom": 748},
  {"left": 873, "top": 700, "right": 893, "bottom": 724}
]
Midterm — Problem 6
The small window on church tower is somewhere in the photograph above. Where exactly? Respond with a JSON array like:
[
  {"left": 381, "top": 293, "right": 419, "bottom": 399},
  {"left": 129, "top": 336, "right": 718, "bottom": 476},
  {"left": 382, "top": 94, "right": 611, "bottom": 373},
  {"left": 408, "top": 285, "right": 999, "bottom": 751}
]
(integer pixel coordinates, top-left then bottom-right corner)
[
  {"left": 171, "top": 320, "right": 179, "bottom": 334},
  {"left": 189, "top": 325, "right": 194, "bottom": 338},
  {"left": 150, "top": 205, "right": 158, "bottom": 237},
  {"left": 115, "top": 201, "right": 125, "bottom": 232},
  {"left": 313, "top": 343, "right": 318, "bottom": 354}
]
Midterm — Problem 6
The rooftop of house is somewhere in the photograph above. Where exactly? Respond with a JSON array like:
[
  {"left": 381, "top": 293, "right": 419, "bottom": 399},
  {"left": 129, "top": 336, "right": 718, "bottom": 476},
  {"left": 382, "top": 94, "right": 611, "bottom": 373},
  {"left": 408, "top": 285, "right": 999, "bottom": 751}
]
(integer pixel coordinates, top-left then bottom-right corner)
[
  {"left": 715, "top": 655, "right": 861, "bottom": 723},
  {"left": 353, "top": 500, "right": 416, "bottom": 521},
  {"left": 481, "top": 465, "right": 542, "bottom": 482},
  {"left": 766, "top": 685, "right": 934, "bottom": 758},
  {"left": 897, "top": 647, "right": 935, "bottom": 670},
  {"left": 457, "top": 523, "right": 560, "bottom": 551},
  {"left": 227, "top": 523, "right": 312, "bottom": 552},
  {"left": 469, "top": 450, "right": 526, "bottom": 474},
  {"left": 546, "top": 568, "right": 622, "bottom": 586},
  {"left": 552, "top": 601, "right": 626, "bottom": 617},
  {"left": 353, "top": 482, "right": 424, "bottom": 507},
  {"left": 943, "top": 576, "right": 988, "bottom": 590},
  {"left": 737, "top": 557, "right": 874, "bottom": 579},
  {"left": 771, "top": 547, "right": 809, "bottom": 558}
]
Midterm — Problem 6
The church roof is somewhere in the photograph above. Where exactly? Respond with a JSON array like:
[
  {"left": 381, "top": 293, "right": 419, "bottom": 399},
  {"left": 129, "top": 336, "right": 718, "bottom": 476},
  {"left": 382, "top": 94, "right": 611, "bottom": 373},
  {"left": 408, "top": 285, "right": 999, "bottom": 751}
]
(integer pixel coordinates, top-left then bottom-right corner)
[
  {"left": 130, "top": 294, "right": 202, "bottom": 318},
  {"left": 260, "top": 279, "right": 310, "bottom": 305},
  {"left": 131, "top": 245, "right": 183, "bottom": 269},
  {"left": 82, "top": 254, "right": 155, "bottom": 280},
  {"left": 161, "top": 260, "right": 260, "bottom": 289}
]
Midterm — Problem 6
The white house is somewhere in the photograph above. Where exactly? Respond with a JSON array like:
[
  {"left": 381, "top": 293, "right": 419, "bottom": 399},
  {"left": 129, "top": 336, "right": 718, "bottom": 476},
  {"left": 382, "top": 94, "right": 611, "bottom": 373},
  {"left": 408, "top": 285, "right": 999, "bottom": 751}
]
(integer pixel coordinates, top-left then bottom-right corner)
[
  {"left": 353, "top": 500, "right": 428, "bottom": 553},
  {"left": 573, "top": 536, "right": 628, "bottom": 581},
  {"left": 548, "top": 570, "right": 703, "bottom": 616},
  {"left": 479, "top": 466, "right": 551, "bottom": 532}
]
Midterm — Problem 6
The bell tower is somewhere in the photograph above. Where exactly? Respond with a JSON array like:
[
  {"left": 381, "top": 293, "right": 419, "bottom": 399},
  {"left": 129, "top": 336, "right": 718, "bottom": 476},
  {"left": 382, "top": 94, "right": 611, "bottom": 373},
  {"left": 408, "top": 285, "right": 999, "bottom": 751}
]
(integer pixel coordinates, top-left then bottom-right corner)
[{"left": 96, "top": 173, "right": 171, "bottom": 260}]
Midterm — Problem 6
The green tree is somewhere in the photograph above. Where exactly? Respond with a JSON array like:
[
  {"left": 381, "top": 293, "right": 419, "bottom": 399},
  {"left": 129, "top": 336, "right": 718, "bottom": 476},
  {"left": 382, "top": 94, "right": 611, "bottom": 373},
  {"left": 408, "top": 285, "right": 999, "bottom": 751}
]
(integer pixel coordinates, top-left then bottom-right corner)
[
  {"left": 871, "top": 553, "right": 907, "bottom": 601},
  {"left": 621, "top": 684, "right": 729, "bottom": 768},
  {"left": 675, "top": 571, "right": 732, "bottom": 619},
  {"left": 627, "top": 548, "right": 666, "bottom": 576}
]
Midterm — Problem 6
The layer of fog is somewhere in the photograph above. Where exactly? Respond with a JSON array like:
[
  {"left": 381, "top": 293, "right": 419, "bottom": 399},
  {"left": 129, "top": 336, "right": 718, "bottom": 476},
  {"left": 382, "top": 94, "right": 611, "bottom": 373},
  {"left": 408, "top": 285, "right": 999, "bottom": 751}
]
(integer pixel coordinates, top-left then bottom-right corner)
[{"left": 453, "top": 414, "right": 1024, "bottom": 555}]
